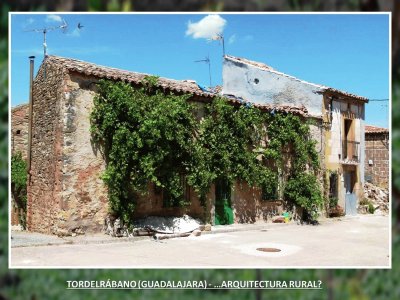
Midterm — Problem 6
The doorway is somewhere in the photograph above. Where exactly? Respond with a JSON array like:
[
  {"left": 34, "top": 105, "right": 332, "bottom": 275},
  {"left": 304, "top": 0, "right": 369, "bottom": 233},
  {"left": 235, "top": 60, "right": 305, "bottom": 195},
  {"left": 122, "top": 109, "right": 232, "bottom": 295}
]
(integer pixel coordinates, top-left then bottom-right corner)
[
  {"left": 214, "top": 178, "right": 233, "bottom": 225},
  {"left": 344, "top": 170, "right": 357, "bottom": 216}
]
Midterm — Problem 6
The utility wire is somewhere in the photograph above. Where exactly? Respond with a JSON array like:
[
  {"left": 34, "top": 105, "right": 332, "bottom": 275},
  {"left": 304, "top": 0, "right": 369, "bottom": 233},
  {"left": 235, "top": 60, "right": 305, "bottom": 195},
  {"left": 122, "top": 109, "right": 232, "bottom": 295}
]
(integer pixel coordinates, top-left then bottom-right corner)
[{"left": 369, "top": 99, "right": 389, "bottom": 101}]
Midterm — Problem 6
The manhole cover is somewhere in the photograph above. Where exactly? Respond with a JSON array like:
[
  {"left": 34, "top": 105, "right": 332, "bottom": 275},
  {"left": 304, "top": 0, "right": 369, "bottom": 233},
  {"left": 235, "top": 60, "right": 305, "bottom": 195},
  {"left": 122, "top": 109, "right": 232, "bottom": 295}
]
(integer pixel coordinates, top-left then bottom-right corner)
[{"left": 256, "top": 247, "right": 281, "bottom": 252}]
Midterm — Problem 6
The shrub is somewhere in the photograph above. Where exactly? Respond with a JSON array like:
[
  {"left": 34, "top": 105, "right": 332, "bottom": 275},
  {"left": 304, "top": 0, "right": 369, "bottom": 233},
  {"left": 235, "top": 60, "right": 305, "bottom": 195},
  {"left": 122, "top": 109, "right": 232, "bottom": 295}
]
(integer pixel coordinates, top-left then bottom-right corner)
[{"left": 11, "top": 152, "right": 27, "bottom": 229}]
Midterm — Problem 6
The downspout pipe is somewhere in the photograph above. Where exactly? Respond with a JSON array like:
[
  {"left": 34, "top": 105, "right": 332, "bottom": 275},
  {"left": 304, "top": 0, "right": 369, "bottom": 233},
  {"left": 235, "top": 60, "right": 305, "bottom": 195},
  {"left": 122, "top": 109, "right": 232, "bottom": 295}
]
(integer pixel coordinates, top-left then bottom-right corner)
[{"left": 27, "top": 56, "right": 35, "bottom": 178}]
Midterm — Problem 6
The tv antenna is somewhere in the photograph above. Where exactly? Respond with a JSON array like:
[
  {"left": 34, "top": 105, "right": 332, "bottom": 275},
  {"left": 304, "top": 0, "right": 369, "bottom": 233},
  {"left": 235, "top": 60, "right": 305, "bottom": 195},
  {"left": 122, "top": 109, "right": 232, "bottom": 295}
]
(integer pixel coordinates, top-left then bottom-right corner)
[
  {"left": 209, "top": 33, "right": 225, "bottom": 57},
  {"left": 25, "top": 19, "right": 68, "bottom": 57},
  {"left": 195, "top": 55, "right": 212, "bottom": 87}
]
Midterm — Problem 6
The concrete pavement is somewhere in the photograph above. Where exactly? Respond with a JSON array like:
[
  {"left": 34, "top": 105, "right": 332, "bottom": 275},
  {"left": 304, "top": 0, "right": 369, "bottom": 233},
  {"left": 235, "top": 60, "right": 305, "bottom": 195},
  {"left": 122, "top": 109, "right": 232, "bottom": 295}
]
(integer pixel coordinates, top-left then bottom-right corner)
[{"left": 10, "top": 214, "right": 390, "bottom": 268}]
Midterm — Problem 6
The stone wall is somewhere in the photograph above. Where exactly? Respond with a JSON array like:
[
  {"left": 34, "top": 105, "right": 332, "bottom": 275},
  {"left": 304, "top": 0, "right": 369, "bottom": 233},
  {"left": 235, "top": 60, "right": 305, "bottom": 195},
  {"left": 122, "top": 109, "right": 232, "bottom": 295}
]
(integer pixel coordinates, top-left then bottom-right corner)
[
  {"left": 26, "top": 60, "right": 332, "bottom": 234},
  {"left": 11, "top": 104, "right": 28, "bottom": 159},
  {"left": 11, "top": 104, "right": 29, "bottom": 226},
  {"left": 27, "top": 61, "right": 66, "bottom": 234},
  {"left": 365, "top": 133, "right": 389, "bottom": 188},
  {"left": 56, "top": 72, "right": 209, "bottom": 234},
  {"left": 232, "top": 182, "right": 284, "bottom": 224}
]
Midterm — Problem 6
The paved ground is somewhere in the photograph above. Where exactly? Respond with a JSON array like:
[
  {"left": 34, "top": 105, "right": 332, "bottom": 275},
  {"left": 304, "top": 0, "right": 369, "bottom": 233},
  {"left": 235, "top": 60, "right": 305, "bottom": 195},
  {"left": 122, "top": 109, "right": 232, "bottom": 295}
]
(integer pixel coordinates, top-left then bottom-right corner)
[{"left": 10, "top": 215, "right": 390, "bottom": 268}]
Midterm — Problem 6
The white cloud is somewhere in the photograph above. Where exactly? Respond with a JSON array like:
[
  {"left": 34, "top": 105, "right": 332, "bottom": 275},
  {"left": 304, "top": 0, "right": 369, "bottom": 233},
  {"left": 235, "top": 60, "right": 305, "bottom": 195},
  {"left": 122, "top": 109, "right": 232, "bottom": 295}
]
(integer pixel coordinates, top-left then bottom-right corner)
[
  {"left": 186, "top": 15, "right": 226, "bottom": 39},
  {"left": 46, "top": 14, "right": 63, "bottom": 23},
  {"left": 228, "top": 34, "right": 236, "bottom": 44}
]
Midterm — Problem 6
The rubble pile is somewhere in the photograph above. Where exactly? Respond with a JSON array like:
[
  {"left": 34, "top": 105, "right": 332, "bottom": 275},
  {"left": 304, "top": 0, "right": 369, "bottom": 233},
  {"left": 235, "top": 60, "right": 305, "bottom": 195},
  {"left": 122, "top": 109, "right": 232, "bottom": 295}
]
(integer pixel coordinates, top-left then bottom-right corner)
[
  {"left": 105, "top": 214, "right": 204, "bottom": 238},
  {"left": 363, "top": 182, "right": 389, "bottom": 214}
]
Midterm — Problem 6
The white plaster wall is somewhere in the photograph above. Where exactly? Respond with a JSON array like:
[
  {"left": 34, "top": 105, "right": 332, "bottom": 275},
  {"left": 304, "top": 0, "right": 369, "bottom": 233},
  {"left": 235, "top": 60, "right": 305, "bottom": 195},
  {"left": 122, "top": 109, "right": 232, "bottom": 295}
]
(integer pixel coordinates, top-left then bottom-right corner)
[
  {"left": 328, "top": 101, "right": 342, "bottom": 164},
  {"left": 222, "top": 57, "right": 324, "bottom": 117}
]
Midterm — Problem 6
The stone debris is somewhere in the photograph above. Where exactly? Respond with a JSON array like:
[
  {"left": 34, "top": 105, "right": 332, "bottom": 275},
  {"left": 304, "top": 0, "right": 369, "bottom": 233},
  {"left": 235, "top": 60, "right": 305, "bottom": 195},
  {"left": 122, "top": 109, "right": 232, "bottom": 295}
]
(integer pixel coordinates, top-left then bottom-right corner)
[
  {"left": 105, "top": 214, "right": 203, "bottom": 238},
  {"left": 272, "top": 216, "right": 285, "bottom": 223},
  {"left": 204, "top": 224, "right": 212, "bottom": 231},
  {"left": 191, "top": 229, "right": 202, "bottom": 237},
  {"left": 363, "top": 182, "right": 389, "bottom": 214}
]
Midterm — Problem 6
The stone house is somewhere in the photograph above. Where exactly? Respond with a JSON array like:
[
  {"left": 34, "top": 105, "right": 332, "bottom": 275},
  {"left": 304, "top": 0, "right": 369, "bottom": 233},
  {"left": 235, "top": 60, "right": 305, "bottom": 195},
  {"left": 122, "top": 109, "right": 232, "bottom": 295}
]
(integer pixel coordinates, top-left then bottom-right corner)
[
  {"left": 23, "top": 55, "right": 367, "bottom": 235},
  {"left": 25, "top": 56, "right": 305, "bottom": 234},
  {"left": 11, "top": 104, "right": 29, "bottom": 226},
  {"left": 223, "top": 55, "right": 368, "bottom": 216},
  {"left": 364, "top": 125, "right": 389, "bottom": 188}
]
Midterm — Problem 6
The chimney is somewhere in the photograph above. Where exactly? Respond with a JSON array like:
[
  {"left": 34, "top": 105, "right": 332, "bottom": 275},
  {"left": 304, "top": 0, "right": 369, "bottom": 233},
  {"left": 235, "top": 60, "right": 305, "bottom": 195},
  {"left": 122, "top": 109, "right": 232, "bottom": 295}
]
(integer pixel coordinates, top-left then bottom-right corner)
[{"left": 27, "top": 56, "right": 35, "bottom": 175}]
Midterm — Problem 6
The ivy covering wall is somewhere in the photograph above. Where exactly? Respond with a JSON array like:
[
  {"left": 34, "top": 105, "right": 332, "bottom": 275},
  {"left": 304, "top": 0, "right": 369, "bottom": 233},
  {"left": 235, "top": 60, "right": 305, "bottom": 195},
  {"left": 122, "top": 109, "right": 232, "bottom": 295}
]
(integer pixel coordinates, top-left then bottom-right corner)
[
  {"left": 10, "top": 152, "right": 27, "bottom": 229},
  {"left": 90, "top": 78, "right": 323, "bottom": 224}
]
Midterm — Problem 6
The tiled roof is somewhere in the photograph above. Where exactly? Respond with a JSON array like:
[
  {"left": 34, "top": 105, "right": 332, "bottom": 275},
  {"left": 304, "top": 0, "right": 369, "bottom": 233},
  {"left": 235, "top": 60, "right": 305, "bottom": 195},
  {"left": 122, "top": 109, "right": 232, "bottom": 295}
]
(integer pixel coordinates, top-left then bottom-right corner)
[
  {"left": 45, "top": 55, "right": 214, "bottom": 98},
  {"left": 224, "top": 55, "right": 369, "bottom": 102},
  {"left": 44, "top": 55, "right": 309, "bottom": 117},
  {"left": 365, "top": 125, "right": 389, "bottom": 134},
  {"left": 11, "top": 103, "right": 29, "bottom": 112}
]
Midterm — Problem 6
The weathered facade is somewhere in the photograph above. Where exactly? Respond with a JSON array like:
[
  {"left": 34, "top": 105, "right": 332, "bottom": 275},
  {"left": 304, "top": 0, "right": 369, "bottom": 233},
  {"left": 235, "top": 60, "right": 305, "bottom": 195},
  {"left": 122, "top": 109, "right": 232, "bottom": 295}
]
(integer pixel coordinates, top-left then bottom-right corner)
[
  {"left": 364, "top": 125, "right": 389, "bottom": 188},
  {"left": 27, "top": 56, "right": 215, "bottom": 234},
  {"left": 223, "top": 55, "right": 368, "bottom": 216},
  {"left": 11, "top": 104, "right": 29, "bottom": 159},
  {"left": 23, "top": 54, "right": 368, "bottom": 235},
  {"left": 11, "top": 104, "right": 29, "bottom": 226}
]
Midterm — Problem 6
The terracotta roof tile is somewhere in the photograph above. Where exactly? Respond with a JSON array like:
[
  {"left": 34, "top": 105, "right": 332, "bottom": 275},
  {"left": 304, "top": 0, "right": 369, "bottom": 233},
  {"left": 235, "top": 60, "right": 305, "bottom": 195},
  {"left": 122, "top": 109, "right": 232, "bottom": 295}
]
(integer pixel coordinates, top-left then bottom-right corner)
[
  {"left": 365, "top": 125, "right": 389, "bottom": 134},
  {"left": 44, "top": 55, "right": 309, "bottom": 117},
  {"left": 45, "top": 55, "right": 214, "bottom": 98}
]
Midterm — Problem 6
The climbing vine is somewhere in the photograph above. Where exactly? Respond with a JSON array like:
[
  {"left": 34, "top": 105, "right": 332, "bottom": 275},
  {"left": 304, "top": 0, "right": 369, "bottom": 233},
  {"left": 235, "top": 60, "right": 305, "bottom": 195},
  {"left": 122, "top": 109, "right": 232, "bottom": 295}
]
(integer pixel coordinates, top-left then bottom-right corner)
[
  {"left": 188, "top": 97, "right": 276, "bottom": 202},
  {"left": 91, "top": 79, "right": 323, "bottom": 224},
  {"left": 263, "top": 113, "right": 323, "bottom": 221},
  {"left": 90, "top": 78, "right": 196, "bottom": 223},
  {"left": 11, "top": 152, "right": 27, "bottom": 229}
]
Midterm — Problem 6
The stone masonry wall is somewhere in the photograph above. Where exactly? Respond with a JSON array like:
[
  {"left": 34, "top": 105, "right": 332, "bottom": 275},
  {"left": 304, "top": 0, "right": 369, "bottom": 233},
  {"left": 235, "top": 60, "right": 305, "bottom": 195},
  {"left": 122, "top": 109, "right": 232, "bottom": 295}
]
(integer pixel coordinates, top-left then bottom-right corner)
[
  {"left": 365, "top": 133, "right": 389, "bottom": 188},
  {"left": 11, "top": 104, "right": 29, "bottom": 226},
  {"left": 58, "top": 72, "right": 207, "bottom": 234},
  {"left": 27, "top": 61, "right": 66, "bottom": 234},
  {"left": 11, "top": 104, "right": 28, "bottom": 159},
  {"left": 26, "top": 65, "right": 329, "bottom": 234}
]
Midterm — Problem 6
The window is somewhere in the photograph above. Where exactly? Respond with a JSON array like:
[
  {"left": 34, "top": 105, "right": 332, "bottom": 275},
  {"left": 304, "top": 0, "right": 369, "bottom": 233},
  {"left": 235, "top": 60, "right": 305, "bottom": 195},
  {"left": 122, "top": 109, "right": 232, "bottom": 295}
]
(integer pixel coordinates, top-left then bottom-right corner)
[{"left": 262, "top": 183, "right": 278, "bottom": 201}]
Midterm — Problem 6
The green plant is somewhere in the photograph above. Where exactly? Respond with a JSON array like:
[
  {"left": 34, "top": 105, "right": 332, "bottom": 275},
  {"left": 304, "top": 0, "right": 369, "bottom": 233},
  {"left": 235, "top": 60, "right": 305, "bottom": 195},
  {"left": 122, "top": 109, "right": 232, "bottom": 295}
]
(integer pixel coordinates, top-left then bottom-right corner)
[
  {"left": 329, "top": 197, "right": 339, "bottom": 208},
  {"left": 188, "top": 97, "right": 273, "bottom": 200},
  {"left": 284, "top": 173, "right": 324, "bottom": 221},
  {"left": 91, "top": 81, "right": 322, "bottom": 224},
  {"left": 359, "top": 198, "right": 370, "bottom": 206},
  {"left": 10, "top": 152, "right": 27, "bottom": 229},
  {"left": 90, "top": 78, "right": 196, "bottom": 223},
  {"left": 368, "top": 203, "right": 375, "bottom": 214}
]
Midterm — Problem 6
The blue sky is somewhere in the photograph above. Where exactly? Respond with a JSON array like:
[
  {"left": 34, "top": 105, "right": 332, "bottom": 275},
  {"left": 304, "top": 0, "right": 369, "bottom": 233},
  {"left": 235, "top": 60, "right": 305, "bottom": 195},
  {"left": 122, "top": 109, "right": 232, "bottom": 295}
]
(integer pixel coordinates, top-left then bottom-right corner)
[{"left": 10, "top": 13, "right": 389, "bottom": 128}]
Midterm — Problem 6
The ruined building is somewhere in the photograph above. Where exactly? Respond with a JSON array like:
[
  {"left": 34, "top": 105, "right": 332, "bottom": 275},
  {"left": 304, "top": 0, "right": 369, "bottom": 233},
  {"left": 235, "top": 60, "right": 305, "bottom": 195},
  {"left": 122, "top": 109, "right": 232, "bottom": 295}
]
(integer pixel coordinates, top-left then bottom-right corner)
[{"left": 19, "top": 55, "right": 368, "bottom": 235}]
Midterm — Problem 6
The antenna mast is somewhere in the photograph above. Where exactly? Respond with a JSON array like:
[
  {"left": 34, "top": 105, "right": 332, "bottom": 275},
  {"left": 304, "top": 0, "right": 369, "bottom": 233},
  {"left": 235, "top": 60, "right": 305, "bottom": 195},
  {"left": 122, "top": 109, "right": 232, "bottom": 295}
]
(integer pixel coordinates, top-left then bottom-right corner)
[
  {"left": 25, "top": 19, "right": 68, "bottom": 57},
  {"left": 195, "top": 55, "right": 212, "bottom": 87},
  {"left": 210, "top": 33, "right": 225, "bottom": 57}
]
